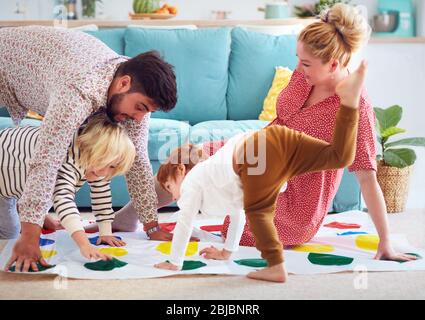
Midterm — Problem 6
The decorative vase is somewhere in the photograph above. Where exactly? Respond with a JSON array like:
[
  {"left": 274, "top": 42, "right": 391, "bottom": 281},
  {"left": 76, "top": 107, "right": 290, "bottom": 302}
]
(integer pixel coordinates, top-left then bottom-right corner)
[{"left": 376, "top": 160, "right": 413, "bottom": 213}]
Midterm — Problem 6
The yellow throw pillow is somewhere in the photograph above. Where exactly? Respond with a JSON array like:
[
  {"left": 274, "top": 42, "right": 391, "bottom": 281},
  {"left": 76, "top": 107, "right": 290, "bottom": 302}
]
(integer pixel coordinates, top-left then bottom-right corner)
[{"left": 259, "top": 66, "right": 293, "bottom": 121}]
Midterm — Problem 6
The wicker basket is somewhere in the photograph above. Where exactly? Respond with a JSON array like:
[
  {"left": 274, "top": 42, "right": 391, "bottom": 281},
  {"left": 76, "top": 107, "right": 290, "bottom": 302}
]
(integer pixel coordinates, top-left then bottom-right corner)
[{"left": 376, "top": 160, "right": 413, "bottom": 213}]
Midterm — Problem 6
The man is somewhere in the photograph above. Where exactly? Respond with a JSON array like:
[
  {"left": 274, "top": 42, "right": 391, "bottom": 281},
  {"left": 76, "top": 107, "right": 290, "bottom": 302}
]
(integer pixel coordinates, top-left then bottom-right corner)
[{"left": 0, "top": 26, "right": 177, "bottom": 272}]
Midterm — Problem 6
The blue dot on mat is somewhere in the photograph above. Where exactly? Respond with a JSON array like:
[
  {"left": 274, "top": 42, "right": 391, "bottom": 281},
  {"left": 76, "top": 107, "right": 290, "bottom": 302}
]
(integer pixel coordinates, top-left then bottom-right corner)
[
  {"left": 39, "top": 238, "right": 55, "bottom": 246},
  {"left": 89, "top": 236, "right": 122, "bottom": 246},
  {"left": 337, "top": 231, "right": 368, "bottom": 236}
]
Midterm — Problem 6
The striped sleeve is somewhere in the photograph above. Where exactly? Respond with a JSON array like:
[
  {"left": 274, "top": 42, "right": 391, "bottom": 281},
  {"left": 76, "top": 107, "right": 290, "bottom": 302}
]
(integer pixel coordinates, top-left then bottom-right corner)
[
  {"left": 53, "top": 161, "right": 84, "bottom": 236},
  {"left": 90, "top": 179, "right": 114, "bottom": 236}
]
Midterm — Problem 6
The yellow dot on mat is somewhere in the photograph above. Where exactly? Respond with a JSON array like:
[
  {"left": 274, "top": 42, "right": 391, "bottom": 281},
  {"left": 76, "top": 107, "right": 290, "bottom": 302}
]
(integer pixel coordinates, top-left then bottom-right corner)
[
  {"left": 156, "top": 242, "right": 198, "bottom": 257},
  {"left": 41, "top": 250, "right": 58, "bottom": 259},
  {"left": 355, "top": 235, "right": 380, "bottom": 251},
  {"left": 98, "top": 247, "right": 128, "bottom": 257},
  {"left": 291, "top": 244, "right": 334, "bottom": 253}
]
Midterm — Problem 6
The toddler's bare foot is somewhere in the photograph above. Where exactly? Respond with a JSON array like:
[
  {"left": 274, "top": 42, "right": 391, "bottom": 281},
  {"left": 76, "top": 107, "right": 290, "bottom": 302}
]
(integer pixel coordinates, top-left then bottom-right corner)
[
  {"left": 247, "top": 263, "right": 288, "bottom": 283},
  {"left": 336, "top": 60, "right": 368, "bottom": 109}
]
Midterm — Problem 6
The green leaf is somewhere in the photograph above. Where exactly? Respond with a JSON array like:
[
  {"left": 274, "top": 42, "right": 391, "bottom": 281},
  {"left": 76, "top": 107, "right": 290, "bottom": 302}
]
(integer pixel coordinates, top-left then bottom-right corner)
[
  {"left": 374, "top": 105, "right": 402, "bottom": 132},
  {"left": 385, "top": 137, "right": 425, "bottom": 149},
  {"left": 383, "top": 148, "right": 416, "bottom": 168},
  {"left": 381, "top": 127, "right": 406, "bottom": 139}
]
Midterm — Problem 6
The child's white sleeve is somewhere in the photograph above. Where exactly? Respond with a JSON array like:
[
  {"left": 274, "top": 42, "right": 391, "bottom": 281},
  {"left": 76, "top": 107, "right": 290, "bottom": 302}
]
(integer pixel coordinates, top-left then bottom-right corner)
[
  {"left": 223, "top": 210, "right": 246, "bottom": 252},
  {"left": 168, "top": 186, "right": 202, "bottom": 268}
]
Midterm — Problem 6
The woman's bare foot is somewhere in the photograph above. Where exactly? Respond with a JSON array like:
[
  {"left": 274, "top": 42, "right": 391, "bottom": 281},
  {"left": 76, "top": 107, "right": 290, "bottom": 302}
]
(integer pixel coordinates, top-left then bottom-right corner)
[
  {"left": 336, "top": 60, "right": 368, "bottom": 109},
  {"left": 247, "top": 263, "right": 288, "bottom": 283}
]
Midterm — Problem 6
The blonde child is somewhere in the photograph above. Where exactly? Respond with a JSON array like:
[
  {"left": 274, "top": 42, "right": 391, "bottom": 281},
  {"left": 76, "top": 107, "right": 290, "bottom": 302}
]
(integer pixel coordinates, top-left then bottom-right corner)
[
  {"left": 154, "top": 61, "right": 368, "bottom": 282},
  {"left": 0, "top": 114, "right": 136, "bottom": 267}
]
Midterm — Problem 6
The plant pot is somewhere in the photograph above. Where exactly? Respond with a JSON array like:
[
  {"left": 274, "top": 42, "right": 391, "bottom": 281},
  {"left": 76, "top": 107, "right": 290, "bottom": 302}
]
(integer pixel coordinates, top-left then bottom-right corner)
[{"left": 376, "top": 160, "right": 413, "bottom": 213}]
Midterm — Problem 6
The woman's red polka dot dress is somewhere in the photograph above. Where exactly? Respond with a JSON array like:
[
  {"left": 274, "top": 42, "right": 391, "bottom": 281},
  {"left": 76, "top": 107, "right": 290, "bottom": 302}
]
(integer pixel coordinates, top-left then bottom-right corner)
[{"left": 219, "top": 69, "right": 377, "bottom": 247}]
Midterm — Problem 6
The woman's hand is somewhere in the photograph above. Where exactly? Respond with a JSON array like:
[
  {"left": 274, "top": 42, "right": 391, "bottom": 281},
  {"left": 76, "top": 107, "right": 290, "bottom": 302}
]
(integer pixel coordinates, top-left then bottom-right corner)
[
  {"left": 97, "top": 235, "right": 126, "bottom": 247},
  {"left": 375, "top": 240, "right": 418, "bottom": 262},
  {"left": 80, "top": 244, "right": 112, "bottom": 261},
  {"left": 200, "top": 246, "right": 231, "bottom": 260},
  {"left": 154, "top": 261, "right": 179, "bottom": 271}
]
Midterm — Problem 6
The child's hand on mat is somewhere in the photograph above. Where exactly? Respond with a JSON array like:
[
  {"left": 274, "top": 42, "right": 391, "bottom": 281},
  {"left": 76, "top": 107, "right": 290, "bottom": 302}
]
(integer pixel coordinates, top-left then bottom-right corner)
[
  {"left": 80, "top": 244, "right": 112, "bottom": 261},
  {"left": 154, "top": 261, "right": 179, "bottom": 271},
  {"left": 96, "top": 235, "right": 127, "bottom": 247},
  {"left": 200, "top": 246, "right": 231, "bottom": 260},
  {"left": 375, "top": 241, "right": 418, "bottom": 262}
]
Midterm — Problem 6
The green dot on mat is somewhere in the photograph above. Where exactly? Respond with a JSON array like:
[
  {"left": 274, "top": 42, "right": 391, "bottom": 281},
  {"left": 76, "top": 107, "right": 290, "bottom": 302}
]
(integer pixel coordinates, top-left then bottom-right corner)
[
  {"left": 182, "top": 260, "right": 207, "bottom": 271},
  {"left": 165, "top": 260, "right": 207, "bottom": 271},
  {"left": 9, "top": 262, "right": 56, "bottom": 273},
  {"left": 234, "top": 259, "right": 268, "bottom": 268},
  {"left": 308, "top": 253, "right": 354, "bottom": 266},
  {"left": 398, "top": 253, "right": 423, "bottom": 264},
  {"left": 84, "top": 257, "right": 128, "bottom": 271}
]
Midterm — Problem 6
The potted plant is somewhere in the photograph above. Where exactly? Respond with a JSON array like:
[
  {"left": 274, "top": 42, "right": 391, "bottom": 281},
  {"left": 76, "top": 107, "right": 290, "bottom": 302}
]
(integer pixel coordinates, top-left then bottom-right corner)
[
  {"left": 82, "top": 0, "right": 102, "bottom": 19},
  {"left": 374, "top": 105, "right": 425, "bottom": 213},
  {"left": 294, "top": 0, "right": 350, "bottom": 18}
]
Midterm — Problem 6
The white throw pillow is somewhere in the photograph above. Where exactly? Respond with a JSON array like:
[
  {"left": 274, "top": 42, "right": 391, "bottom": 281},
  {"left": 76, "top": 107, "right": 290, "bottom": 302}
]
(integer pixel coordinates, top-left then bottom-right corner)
[{"left": 70, "top": 24, "right": 99, "bottom": 31}]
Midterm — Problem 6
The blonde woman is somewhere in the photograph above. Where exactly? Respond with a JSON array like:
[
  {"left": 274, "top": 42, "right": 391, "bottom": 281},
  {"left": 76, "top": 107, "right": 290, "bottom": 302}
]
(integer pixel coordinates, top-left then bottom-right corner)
[
  {"left": 216, "top": 4, "right": 416, "bottom": 262},
  {"left": 1, "top": 114, "right": 136, "bottom": 270}
]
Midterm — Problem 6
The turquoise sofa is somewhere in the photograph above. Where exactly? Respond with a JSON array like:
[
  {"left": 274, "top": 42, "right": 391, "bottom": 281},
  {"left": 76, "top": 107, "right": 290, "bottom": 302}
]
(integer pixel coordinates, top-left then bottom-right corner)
[{"left": 0, "top": 26, "right": 361, "bottom": 212}]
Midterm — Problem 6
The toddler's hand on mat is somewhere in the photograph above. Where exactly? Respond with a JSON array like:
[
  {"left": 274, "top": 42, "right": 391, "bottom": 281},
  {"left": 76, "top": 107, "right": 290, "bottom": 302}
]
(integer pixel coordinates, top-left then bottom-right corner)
[
  {"left": 200, "top": 246, "right": 231, "bottom": 260},
  {"left": 97, "top": 235, "right": 127, "bottom": 247},
  {"left": 80, "top": 244, "right": 112, "bottom": 261},
  {"left": 154, "top": 261, "right": 179, "bottom": 271}
]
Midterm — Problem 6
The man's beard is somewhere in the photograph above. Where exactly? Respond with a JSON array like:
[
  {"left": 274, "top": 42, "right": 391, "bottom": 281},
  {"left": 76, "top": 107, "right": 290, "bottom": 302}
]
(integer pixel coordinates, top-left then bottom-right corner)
[{"left": 105, "top": 93, "right": 125, "bottom": 123}]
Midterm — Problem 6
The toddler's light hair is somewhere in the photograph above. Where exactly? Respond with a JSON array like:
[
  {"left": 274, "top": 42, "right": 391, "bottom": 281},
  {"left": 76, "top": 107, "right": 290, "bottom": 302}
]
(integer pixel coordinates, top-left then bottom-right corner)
[
  {"left": 298, "top": 3, "right": 371, "bottom": 67},
  {"left": 157, "top": 144, "right": 208, "bottom": 190},
  {"left": 76, "top": 113, "right": 136, "bottom": 180}
]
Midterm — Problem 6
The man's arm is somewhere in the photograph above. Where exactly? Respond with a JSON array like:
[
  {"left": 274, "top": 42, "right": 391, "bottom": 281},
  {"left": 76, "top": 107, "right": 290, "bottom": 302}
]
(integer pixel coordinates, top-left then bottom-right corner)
[
  {"left": 7, "top": 88, "right": 92, "bottom": 273},
  {"left": 18, "top": 88, "right": 92, "bottom": 227},
  {"left": 123, "top": 114, "right": 159, "bottom": 227}
]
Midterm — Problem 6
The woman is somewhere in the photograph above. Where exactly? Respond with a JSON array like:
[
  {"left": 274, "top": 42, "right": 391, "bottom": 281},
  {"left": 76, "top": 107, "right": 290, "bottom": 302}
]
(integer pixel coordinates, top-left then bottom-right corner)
[{"left": 218, "top": 3, "right": 415, "bottom": 262}]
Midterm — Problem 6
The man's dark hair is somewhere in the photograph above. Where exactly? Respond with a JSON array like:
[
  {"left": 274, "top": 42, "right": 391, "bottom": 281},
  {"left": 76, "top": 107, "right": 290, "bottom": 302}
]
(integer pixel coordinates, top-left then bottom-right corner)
[{"left": 116, "top": 51, "right": 177, "bottom": 112}]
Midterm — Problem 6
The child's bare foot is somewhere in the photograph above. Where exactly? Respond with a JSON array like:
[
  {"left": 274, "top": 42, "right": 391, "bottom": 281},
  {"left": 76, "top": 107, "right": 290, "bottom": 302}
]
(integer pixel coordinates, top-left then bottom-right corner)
[
  {"left": 247, "top": 263, "right": 288, "bottom": 283},
  {"left": 336, "top": 60, "right": 368, "bottom": 109}
]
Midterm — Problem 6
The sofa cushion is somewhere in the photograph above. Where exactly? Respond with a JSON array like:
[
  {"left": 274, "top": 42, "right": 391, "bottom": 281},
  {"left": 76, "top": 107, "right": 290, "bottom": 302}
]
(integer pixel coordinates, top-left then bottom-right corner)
[
  {"left": 190, "top": 120, "right": 269, "bottom": 144},
  {"left": 0, "top": 116, "right": 42, "bottom": 130},
  {"left": 85, "top": 28, "right": 126, "bottom": 55},
  {"left": 0, "top": 107, "right": 10, "bottom": 117},
  {"left": 124, "top": 27, "right": 231, "bottom": 125},
  {"left": 148, "top": 118, "right": 191, "bottom": 161},
  {"left": 331, "top": 169, "right": 362, "bottom": 212},
  {"left": 227, "top": 27, "right": 297, "bottom": 121}
]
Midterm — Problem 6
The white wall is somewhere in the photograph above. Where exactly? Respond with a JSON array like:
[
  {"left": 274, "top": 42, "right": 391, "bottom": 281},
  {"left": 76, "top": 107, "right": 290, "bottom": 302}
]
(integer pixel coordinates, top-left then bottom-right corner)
[{"left": 365, "top": 43, "right": 425, "bottom": 209}]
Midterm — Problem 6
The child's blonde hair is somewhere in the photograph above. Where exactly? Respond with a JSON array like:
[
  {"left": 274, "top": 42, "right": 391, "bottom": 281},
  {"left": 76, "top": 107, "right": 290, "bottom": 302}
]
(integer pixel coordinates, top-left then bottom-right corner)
[
  {"left": 298, "top": 3, "right": 371, "bottom": 67},
  {"left": 76, "top": 114, "right": 136, "bottom": 180},
  {"left": 157, "top": 144, "right": 208, "bottom": 190}
]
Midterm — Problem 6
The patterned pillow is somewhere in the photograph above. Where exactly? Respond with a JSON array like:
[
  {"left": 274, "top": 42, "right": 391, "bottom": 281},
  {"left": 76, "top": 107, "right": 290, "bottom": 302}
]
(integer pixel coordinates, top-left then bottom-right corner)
[{"left": 259, "top": 66, "right": 293, "bottom": 121}]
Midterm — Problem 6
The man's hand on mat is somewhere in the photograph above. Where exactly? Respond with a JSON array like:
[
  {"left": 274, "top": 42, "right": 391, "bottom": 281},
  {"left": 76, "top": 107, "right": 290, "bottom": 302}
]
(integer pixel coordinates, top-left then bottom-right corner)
[
  {"left": 43, "top": 215, "right": 63, "bottom": 231},
  {"left": 5, "top": 223, "right": 51, "bottom": 273},
  {"left": 375, "top": 241, "right": 418, "bottom": 262},
  {"left": 96, "top": 236, "right": 127, "bottom": 247},
  {"left": 147, "top": 228, "right": 200, "bottom": 242},
  {"left": 200, "top": 246, "right": 231, "bottom": 260},
  {"left": 80, "top": 244, "right": 112, "bottom": 261},
  {"left": 154, "top": 261, "right": 179, "bottom": 271}
]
